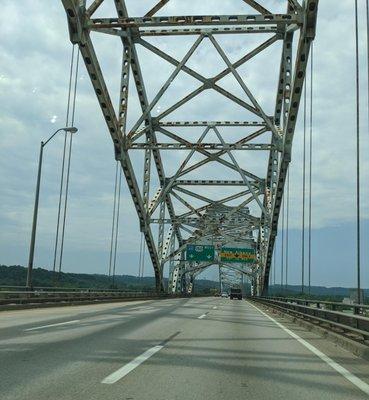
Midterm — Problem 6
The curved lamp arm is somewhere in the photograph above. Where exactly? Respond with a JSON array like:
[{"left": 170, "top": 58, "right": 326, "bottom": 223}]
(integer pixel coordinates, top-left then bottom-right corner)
[{"left": 43, "top": 126, "right": 78, "bottom": 147}]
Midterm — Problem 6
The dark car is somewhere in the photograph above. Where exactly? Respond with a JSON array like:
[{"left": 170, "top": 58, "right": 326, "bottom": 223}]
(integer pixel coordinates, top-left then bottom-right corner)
[{"left": 229, "top": 288, "right": 242, "bottom": 300}]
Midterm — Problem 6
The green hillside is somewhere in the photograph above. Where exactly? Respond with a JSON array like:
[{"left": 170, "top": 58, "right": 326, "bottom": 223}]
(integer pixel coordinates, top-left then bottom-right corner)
[{"left": 0, "top": 265, "right": 219, "bottom": 294}]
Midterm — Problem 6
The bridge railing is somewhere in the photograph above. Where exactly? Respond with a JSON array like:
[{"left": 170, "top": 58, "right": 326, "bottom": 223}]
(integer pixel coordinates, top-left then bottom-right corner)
[
  {"left": 251, "top": 297, "right": 369, "bottom": 342},
  {"left": 261, "top": 296, "right": 369, "bottom": 315},
  {"left": 0, "top": 288, "right": 186, "bottom": 308},
  {"left": 0, "top": 285, "right": 155, "bottom": 292}
]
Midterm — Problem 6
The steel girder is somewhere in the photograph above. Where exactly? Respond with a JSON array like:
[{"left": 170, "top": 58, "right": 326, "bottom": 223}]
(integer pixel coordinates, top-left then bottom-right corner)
[{"left": 61, "top": 0, "right": 318, "bottom": 294}]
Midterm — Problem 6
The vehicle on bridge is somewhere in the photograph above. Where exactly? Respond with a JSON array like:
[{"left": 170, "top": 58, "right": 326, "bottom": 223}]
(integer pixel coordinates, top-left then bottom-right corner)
[{"left": 229, "top": 288, "right": 242, "bottom": 300}]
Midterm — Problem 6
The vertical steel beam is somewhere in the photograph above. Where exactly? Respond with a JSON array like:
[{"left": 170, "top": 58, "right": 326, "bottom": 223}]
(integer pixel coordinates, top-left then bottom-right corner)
[{"left": 262, "top": 0, "right": 319, "bottom": 293}]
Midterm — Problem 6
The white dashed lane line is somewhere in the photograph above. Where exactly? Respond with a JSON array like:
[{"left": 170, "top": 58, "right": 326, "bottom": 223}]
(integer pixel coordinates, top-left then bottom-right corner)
[
  {"left": 24, "top": 320, "right": 80, "bottom": 332},
  {"left": 101, "top": 331, "right": 180, "bottom": 384},
  {"left": 102, "top": 345, "right": 164, "bottom": 384}
]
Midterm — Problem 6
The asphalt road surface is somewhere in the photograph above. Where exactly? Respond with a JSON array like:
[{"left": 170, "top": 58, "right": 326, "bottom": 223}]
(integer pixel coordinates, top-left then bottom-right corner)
[{"left": 1, "top": 297, "right": 369, "bottom": 399}]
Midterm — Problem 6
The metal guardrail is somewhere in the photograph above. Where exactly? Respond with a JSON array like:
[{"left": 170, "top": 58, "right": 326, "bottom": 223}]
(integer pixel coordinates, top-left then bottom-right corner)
[
  {"left": 0, "top": 285, "right": 154, "bottom": 292},
  {"left": 261, "top": 296, "right": 369, "bottom": 315},
  {"left": 0, "top": 289, "right": 182, "bottom": 307},
  {"left": 252, "top": 297, "right": 369, "bottom": 341}
]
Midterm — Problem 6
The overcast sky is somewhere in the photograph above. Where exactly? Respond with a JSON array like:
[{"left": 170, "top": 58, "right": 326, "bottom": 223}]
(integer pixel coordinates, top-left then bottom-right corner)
[{"left": 1, "top": 0, "right": 369, "bottom": 288}]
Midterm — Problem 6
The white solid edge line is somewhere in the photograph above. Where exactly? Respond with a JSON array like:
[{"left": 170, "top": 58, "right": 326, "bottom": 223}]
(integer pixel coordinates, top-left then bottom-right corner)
[
  {"left": 102, "top": 345, "right": 164, "bottom": 384},
  {"left": 198, "top": 314, "right": 207, "bottom": 319},
  {"left": 248, "top": 301, "right": 369, "bottom": 396},
  {"left": 24, "top": 319, "right": 80, "bottom": 331}
]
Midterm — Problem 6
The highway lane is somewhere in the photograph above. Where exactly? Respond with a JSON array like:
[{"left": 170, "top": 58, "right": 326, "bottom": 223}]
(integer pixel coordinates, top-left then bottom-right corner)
[{"left": 1, "top": 297, "right": 369, "bottom": 399}]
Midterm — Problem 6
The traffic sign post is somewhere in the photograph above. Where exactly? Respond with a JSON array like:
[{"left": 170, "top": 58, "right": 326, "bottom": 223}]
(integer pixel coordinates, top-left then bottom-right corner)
[
  {"left": 220, "top": 247, "right": 256, "bottom": 263},
  {"left": 186, "top": 244, "right": 215, "bottom": 262}
]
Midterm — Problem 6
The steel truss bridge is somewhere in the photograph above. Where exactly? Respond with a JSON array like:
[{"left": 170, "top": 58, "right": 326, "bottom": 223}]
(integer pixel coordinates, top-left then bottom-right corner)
[{"left": 62, "top": 0, "right": 318, "bottom": 295}]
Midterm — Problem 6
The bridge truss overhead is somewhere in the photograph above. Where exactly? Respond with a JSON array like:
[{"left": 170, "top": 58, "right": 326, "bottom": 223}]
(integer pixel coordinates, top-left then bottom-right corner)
[{"left": 62, "top": 0, "right": 318, "bottom": 294}]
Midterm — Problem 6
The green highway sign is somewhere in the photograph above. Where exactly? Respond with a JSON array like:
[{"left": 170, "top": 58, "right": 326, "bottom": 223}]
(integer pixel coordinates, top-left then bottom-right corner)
[
  {"left": 220, "top": 247, "right": 256, "bottom": 263},
  {"left": 186, "top": 244, "right": 215, "bottom": 262}
]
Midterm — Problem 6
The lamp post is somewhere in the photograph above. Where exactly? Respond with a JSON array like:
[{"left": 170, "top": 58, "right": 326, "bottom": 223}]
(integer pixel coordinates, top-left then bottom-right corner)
[{"left": 26, "top": 127, "right": 78, "bottom": 289}]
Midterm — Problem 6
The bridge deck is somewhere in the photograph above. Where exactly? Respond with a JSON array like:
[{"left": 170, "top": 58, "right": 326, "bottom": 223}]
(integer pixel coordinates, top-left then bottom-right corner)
[{"left": 1, "top": 297, "right": 369, "bottom": 399}]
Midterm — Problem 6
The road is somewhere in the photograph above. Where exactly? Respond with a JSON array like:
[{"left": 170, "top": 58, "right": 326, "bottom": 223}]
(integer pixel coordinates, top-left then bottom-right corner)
[{"left": 1, "top": 297, "right": 369, "bottom": 399}]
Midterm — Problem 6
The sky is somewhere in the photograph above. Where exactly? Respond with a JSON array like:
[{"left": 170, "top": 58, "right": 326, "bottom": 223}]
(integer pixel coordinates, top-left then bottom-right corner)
[{"left": 1, "top": 0, "right": 369, "bottom": 288}]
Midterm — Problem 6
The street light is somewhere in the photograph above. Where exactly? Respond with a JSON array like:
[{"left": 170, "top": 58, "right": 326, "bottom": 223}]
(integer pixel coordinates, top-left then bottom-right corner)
[{"left": 26, "top": 127, "right": 78, "bottom": 289}]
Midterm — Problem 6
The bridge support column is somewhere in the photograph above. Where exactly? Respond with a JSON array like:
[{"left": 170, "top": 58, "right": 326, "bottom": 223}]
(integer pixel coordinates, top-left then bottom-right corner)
[{"left": 169, "top": 251, "right": 185, "bottom": 294}]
